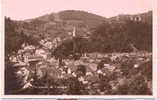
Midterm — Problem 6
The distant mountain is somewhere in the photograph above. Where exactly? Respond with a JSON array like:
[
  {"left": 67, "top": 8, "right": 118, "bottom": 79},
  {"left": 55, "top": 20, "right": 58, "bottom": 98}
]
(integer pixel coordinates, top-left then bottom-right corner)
[
  {"left": 58, "top": 10, "right": 106, "bottom": 28},
  {"left": 26, "top": 10, "right": 106, "bottom": 28},
  {"left": 15, "top": 10, "right": 106, "bottom": 40}
]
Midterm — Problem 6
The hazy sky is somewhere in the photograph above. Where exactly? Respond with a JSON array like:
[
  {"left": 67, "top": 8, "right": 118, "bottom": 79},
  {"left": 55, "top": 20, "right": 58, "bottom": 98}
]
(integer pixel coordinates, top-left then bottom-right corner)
[{"left": 2, "top": 0, "right": 152, "bottom": 20}]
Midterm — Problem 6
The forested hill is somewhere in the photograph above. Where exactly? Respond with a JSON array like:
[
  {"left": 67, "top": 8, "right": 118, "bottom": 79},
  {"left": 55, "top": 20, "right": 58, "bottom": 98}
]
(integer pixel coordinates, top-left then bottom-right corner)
[
  {"left": 90, "top": 11, "right": 152, "bottom": 52},
  {"left": 5, "top": 10, "right": 152, "bottom": 55},
  {"left": 14, "top": 10, "right": 106, "bottom": 40}
]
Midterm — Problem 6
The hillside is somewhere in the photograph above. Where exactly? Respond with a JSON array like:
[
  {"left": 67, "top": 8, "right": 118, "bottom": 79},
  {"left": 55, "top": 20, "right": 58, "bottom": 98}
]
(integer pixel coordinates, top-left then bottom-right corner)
[
  {"left": 89, "top": 11, "right": 152, "bottom": 52},
  {"left": 14, "top": 10, "right": 106, "bottom": 41},
  {"left": 58, "top": 10, "right": 106, "bottom": 29},
  {"left": 7, "top": 10, "right": 152, "bottom": 53}
]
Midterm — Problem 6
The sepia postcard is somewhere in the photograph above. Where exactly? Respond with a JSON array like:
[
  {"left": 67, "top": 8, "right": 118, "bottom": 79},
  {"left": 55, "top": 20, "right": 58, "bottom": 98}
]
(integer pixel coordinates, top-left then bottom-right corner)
[{"left": 1, "top": 0, "right": 156, "bottom": 98}]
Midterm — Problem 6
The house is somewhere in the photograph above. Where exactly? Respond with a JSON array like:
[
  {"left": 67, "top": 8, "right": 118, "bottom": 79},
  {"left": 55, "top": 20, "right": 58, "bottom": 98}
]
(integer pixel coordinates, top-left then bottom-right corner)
[{"left": 35, "top": 48, "right": 47, "bottom": 59}]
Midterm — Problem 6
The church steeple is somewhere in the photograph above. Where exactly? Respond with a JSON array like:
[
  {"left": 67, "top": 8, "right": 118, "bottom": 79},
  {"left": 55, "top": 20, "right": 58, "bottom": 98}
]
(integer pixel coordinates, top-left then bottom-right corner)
[{"left": 72, "top": 26, "right": 76, "bottom": 37}]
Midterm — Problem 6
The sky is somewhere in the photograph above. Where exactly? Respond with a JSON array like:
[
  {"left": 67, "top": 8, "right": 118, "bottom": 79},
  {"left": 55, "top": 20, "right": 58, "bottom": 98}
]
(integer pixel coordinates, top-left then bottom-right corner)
[{"left": 2, "top": 0, "right": 152, "bottom": 20}]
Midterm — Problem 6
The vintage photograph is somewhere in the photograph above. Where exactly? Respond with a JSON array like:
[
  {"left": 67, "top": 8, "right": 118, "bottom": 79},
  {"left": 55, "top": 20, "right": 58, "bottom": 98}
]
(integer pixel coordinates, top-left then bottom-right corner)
[{"left": 3, "top": 0, "right": 152, "bottom": 95}]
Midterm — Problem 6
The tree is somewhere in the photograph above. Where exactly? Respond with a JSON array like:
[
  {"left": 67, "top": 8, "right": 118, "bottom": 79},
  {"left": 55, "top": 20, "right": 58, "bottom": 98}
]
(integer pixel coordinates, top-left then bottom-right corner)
[
  {"left": 53, "top": 37, "right": 89, "bottom": 60},
  {"left": 90, "top": 21, "right": 131, "bottom": 53},
  {"left": 125, "top": 20, "right": 152, "bottom": 51},
  {"left": 5, "top": 17, "right": 25, "bottom": 57}
]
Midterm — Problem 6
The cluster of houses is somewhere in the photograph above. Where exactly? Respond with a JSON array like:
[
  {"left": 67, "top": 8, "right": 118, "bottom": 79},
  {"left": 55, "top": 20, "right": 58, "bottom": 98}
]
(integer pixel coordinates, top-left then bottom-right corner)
[
  {"left": 7, "top": 26, "right": 152, "bottom": 94},
  {"left": 8, "top": 37, "right": 63, "bottom": 89},
  {"left": 9, "top": 38, "right": 150, "bottom": 90},
  {"left": 9, "top": 36, "right": 63, "bottom": 64}
]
